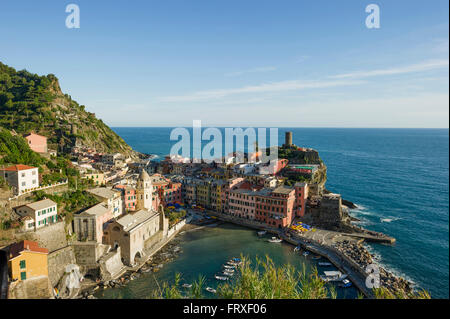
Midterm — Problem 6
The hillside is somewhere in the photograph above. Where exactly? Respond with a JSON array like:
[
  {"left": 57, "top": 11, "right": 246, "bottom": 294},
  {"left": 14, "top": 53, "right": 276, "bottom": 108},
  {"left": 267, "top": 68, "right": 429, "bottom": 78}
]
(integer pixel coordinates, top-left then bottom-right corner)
[{"left": 0, "top": 61, "right": 136, "bottom": 156}]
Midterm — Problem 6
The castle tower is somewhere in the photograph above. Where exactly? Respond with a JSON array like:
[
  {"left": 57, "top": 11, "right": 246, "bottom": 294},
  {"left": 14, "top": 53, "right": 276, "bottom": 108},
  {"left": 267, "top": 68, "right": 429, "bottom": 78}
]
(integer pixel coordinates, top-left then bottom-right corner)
[
  {"left": 285, "top": 131, "right": 293, "bottom": 147},
  {"left": 136, "top": 169, "right": 153, "bottom": 211}
]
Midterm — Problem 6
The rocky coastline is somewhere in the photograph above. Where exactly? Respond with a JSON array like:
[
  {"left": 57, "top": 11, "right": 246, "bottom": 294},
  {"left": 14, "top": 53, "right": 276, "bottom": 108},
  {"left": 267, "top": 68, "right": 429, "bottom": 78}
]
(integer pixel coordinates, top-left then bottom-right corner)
[{"left": 333, "top": 240, "right": 414, "bottom": 296}]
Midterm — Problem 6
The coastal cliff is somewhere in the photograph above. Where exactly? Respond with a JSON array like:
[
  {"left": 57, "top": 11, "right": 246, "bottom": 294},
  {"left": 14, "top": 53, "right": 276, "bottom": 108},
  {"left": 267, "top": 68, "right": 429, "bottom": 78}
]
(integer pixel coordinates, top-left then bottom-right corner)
[{"left": 0, "top": 62, "right": 135, "bottom": 156}]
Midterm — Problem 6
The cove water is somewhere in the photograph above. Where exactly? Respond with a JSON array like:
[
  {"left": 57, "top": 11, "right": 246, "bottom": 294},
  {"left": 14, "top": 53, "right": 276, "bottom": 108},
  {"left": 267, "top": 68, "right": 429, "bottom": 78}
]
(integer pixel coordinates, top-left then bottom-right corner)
[{"left": 111, "top": 127, "right": 449, "bottom": 298}]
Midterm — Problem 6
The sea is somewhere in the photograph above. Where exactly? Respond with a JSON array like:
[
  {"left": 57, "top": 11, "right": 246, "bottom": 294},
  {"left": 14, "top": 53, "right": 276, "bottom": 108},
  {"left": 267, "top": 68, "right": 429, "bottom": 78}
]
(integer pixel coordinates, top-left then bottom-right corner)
[{"left": 100, "top": 127, "right": 448, "bottom": 299}]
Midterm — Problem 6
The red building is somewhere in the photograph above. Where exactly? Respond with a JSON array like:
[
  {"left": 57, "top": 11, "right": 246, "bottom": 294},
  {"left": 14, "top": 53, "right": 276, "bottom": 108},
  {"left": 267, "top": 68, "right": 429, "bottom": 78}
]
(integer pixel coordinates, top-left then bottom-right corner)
[
  {"left": 149, "top": 174, "right": 183, "bottom": 208},
  {"left": 255, "top": 186, "right": 296, "bottom": 228},
  {"left": 114, "top": 185, "right": 137, "bottom": 212}
]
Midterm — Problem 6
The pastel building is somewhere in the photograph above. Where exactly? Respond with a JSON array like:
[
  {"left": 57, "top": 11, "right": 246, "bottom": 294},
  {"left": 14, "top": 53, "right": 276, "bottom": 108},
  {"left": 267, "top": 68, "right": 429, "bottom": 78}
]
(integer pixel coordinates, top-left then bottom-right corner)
[
  {"left": 23, "top": 133, "right": 48, "bottom": 154},
  {"left": 0, "top": 164, "right": 39, "bottom": 195},
  {"left": 114, "top": 185, "right": 137, "bottom": 211},
  {"left": 13, "top": 199, "right": 58, "bottom": 231},
  {"left": 294, "top": 182, "right": 309, "bottom": 217},
  {"left": 228, "top": 188, "right": 257, "bottom": 220},
  {"left": 255, "top": 186, "right": 296, "bottom": 228},
  {"left": 87, "top": 187, "right": 123, "bottom": 218},
  {"left": 7, "top": 240, "right": 49, "bottom": 281},
  {"left": 73, "top": 203, "right": 114, "bottom": 243}
]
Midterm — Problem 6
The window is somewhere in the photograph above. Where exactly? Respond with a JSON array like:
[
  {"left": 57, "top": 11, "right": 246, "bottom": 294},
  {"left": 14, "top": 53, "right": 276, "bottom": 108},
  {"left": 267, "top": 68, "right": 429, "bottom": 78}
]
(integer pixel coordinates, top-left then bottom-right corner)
[
  {"left": 20, "top": 260, "right": 26, "bottom": 269},
  {"left": 20, "top": 272, "right": 26, "bottom": 280}
]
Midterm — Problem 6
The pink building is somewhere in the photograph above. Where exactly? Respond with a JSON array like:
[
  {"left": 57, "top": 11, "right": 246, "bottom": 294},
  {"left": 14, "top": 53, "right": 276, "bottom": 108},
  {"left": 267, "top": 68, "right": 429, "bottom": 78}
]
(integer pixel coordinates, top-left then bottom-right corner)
[
  {"left": 294, "top": 182, "right": 309, "bottom": 217},
  {"left": 228, "top": 188, "right": 257, "bottom": 220},
  {"left": 255, "top": 186, "right": 296, "bottom": 229},
  {"left": 24, "top": 133, "right": 48, "bottom": 154},
  {"left": 73, "top": 203, "right": 114, "bottom": 243},
  {"left": 114, "top": 185, "right": 137, "bottom": 212}
]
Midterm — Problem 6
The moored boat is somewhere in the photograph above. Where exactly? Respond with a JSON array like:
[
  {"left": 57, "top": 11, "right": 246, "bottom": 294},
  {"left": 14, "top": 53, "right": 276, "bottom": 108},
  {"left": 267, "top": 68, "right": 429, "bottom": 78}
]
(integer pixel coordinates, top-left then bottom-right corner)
[
  {"left": 339, "top": 279, "right": 352, "bottom": 288},
  {"left": 206, "top": 287, "right": 217, "bottom": 293},
  {"left": 268, "top": 237, "right": 282, "bottom": 243},
  {"left": 257, "top": 230, "right": 267, "bottom": 236},
  {"left": 215, "top": 275, "right": 229, "bottom": 281},
  {"left": 318, "top": 262, "right": 332, "bottom": 266},
  {"left": 182, "top": 283, "right": 192, "bottom": 288}
]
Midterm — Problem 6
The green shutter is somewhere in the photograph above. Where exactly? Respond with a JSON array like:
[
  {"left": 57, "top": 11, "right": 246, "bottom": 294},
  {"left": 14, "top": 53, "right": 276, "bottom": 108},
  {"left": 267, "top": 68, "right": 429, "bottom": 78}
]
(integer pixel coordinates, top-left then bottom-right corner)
[
  {"left": 20, "top": 260, "right": 26, "bottom": 269},
  {"left": 20, "top": 271, "right": 26, "bottom": 280}
]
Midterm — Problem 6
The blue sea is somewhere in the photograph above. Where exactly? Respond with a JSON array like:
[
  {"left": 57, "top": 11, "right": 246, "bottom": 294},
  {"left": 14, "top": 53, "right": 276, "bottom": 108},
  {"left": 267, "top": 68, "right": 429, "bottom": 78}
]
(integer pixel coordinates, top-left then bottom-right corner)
[{"left": 112, "top": 127, "right": 449, "bottom": 298}]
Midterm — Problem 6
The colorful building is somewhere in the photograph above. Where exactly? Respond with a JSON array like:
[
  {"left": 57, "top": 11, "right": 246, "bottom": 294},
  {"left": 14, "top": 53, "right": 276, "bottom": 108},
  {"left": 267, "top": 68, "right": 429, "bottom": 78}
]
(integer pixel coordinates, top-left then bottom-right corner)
[
  {"left": 73, "top": 203, "right": 114, "bottom": 243},
  {"left": 255, "top": 186, "right": 296, "bottom": 228},
  {"left": 23, "top": 132, "right": 48, "bottom": 154},
  {"left": 114, "top": 185, "right": 137, "bottom": 211},
  {"left": 7, "top": 240, "right": 48, "bottom": 281},
  {"left": 13, "top": 199, "right": 58, "bottom": 231}
]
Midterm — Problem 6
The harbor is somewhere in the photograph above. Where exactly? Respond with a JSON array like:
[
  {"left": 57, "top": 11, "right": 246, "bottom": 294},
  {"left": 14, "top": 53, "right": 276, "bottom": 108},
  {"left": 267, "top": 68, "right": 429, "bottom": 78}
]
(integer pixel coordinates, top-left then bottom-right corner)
[{"left": 94, "top": 221, "right": 359, "bottom": 299}]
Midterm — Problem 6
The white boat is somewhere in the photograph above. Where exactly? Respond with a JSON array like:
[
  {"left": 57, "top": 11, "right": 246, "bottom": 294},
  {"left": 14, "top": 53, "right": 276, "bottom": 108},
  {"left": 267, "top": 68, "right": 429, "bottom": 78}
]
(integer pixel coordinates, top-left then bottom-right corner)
[
  {"left": 222, "top": 268, "right": 234, "bottom": 273},
  {"left": 320, "top": 271, "right": 348, "bottom": 282},
  {"left": 318, "top": 262, "right": 332, "bottom": 266},
  {"left": 222, "top": 271, "right": 234, "bottom": 277},
  {"left": 182, "top": 283, "right": 192, "bottom": 288},
  {"left": 215, "top": 275, "right": 229, "bottom": 281},
  {"left": 302, "top": 251, "right": 310, "bottom": 257},
  {"left": 206, "top": 287, "right": 217, "bottom": 293},
  {"left": 294, "top": 246, "right": 301, "bottom": 252},
  {"left": 257, "top": 230, "right": 267, "bottom": 236},
  {"left": 223, "top": 265, "right": 235, "bottom": 269},
  {"left": 268, "top": 237, "right": 282, "bottom": 243}
]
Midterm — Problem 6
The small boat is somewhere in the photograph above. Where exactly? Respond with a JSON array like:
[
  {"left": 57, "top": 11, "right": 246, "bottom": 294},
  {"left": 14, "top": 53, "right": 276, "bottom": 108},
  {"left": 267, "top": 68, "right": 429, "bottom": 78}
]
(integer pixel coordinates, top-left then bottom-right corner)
[
  {"left": 222, "top": 268, "right": 234, "bottom": 273},
  {"left": 294, "top": 246, "right": 301, "bottom": 252},
  {"left": 339, "top": 279, "right": 352, "bottom": 288},
  {"left": 222, "top": 271, "right": 234, "bottom": 277},
  {"left": 302, "top": 251, "right": 310, "bottom": 257},
  {"left": 223, "top": 265, "right": 235, "bottom": 269},
  {"left": 215, "top": 275, "right": 229, "bottom": 281},
  {"left": 320, "top": 271, "right": 347, "bottom": 282},
  {"left": 318, "top": 262, "right": 332, "bottom": 266},
  {"left": 268, "top": 237, "right": 282, "bottom": 243},
  {"left": 257, "top": 230, "right": 267, "bottom": 236},
  {"left": 182, "top": 283, "right": 192, "bottom": 288},
  {"left": 206, "top": 287, "right": 217, "bottom": 293}
]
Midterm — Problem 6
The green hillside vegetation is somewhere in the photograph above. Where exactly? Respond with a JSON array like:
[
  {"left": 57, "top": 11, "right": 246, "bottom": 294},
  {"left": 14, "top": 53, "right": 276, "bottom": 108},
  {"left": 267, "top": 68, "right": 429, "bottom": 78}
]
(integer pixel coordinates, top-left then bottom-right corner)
[
  {"left": 0, "top": 127, "right": 46, "bottom": 167},
  {"left": 0, "top": 61, "right": 135, "bottom": 155}
]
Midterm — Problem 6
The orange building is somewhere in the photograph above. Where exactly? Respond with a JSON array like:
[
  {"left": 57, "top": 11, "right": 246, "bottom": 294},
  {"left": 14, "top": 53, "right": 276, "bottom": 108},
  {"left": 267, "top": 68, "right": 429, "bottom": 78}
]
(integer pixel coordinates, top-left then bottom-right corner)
[{"left": 7, "top": 240, "right": 49, "bottom": 281}]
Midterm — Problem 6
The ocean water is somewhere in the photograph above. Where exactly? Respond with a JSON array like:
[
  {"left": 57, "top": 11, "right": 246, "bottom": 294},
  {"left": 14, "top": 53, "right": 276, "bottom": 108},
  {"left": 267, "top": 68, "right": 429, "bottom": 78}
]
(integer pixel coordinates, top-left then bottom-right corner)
[{"left": 112, "top": 127, "right": 449, "bottom": 298}]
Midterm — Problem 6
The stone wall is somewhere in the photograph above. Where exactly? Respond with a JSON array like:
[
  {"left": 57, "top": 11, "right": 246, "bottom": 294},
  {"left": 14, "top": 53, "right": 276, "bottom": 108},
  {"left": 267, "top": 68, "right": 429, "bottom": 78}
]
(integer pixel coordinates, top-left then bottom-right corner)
[
  {"left": 72, "top": 242, "right": 109, "bottom": 266},
  {"left": 99, "top": 247, "right": 124, "bottom": 281},
  {"left": 47, "top": 246, "right": 76, "bottom": 287},
  {"left": 8, "top": 275, "right": 53, "bottom": 299},
  {"left": 16, "top": 221, "right": 68, "bottom": 253}
]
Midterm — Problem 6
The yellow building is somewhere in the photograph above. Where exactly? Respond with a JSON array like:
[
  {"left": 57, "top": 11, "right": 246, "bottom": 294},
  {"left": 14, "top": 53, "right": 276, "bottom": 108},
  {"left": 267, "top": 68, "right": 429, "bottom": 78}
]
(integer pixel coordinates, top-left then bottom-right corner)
[
  {"left": 82, "top": 171, "right": 105, "bottom": 186},
  {"left": 7, "top": 240, "right": 49, "bottom": 281}
]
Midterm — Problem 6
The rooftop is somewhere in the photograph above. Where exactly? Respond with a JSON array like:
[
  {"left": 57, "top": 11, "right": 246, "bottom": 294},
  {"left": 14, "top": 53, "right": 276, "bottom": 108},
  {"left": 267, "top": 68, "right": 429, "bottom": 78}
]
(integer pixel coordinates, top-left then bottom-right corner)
[
  {"left": 1, "top": 164, "right": 37, "bottom": 171},
  {"left": 21, "top": 199, "right": 57, "bottom": 211},
  {"left": 87, "top": 187, "right": 120, "bottom": 199},
  {"left": 78, "top": 203, "right": 110, "bottom": 217},
  {"left": 117, "top": 209, "right": 158, "bottom": 232},
  {"left": 8, "top": 240, "right": 48, "bottom": 259}
]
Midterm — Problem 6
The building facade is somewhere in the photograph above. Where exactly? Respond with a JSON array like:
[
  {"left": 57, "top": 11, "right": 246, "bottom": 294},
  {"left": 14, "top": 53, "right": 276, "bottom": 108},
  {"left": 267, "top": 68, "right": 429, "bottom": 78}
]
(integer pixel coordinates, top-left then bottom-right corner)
[
  {"left": 0, "top": 165, "right": 39, "bottom": 195},
  {"left": 6, "top": 240, "right": 48, "bottom": 281},
  {"left": 13, "top": 199, "right": 58, "bottom": 231},
  {"left": 24, "top": 133, "right": 48, "bottom": 154},
  {"left": 73, "top": 203, "right": 113, "bottom": 243}
]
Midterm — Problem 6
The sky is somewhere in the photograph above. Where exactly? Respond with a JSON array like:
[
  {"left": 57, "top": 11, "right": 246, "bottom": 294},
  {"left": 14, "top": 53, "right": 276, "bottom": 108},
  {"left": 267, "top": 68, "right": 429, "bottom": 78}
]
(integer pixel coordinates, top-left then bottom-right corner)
[{"left": 0, "top": 0, "right": 449, "bottom": 128}]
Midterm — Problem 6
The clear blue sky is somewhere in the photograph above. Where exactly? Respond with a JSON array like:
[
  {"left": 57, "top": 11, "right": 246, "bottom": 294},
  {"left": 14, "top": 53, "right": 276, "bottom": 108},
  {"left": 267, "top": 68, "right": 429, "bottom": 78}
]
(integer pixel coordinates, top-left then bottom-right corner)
[{"left": 1, "top": 0, "right": 448, "bottom": 127}]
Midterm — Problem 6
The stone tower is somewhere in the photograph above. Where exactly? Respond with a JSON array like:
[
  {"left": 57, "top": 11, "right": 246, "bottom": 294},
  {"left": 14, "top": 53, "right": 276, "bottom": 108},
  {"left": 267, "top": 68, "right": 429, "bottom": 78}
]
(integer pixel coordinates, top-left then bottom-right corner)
[{"left": 136, "top": 169, "right": 152, "bottom": 211}]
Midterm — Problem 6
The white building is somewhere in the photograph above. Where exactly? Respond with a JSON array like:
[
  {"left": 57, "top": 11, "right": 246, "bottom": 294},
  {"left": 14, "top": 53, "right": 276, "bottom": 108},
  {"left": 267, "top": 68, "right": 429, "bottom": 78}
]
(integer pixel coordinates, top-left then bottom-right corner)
[
  {"left": 87, "top": 187, "right": 123, "bottom": 218},
  {"left": 14, "top": 199, "right": 58, "bottom": 231},
  {"left": 0, "top": 164, "right": 39, "bottom": 195}
]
